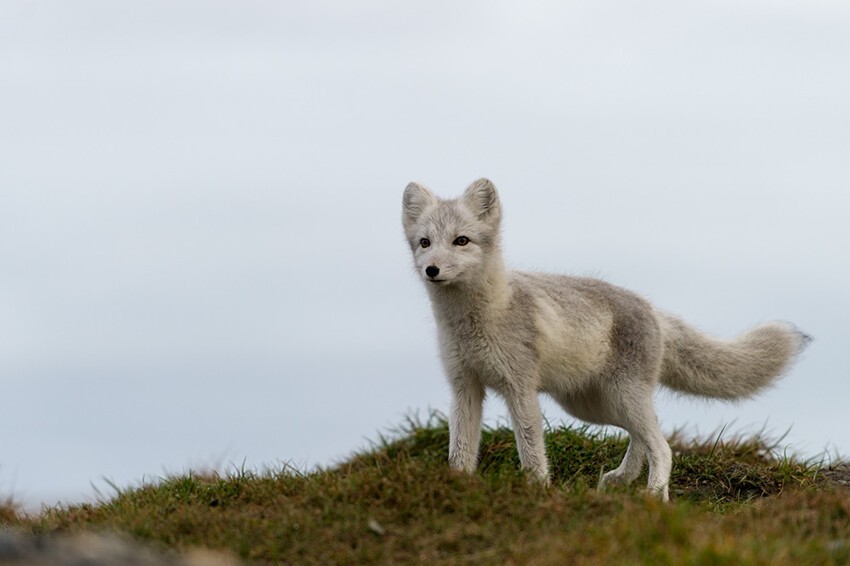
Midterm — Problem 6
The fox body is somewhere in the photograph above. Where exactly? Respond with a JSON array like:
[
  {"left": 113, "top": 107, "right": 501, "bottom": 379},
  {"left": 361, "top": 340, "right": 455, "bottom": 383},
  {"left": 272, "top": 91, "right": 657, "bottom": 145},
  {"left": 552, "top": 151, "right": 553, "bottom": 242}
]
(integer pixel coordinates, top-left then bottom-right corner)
[{"left": 402, "top": 178, "right": 809, "bottom": 500}]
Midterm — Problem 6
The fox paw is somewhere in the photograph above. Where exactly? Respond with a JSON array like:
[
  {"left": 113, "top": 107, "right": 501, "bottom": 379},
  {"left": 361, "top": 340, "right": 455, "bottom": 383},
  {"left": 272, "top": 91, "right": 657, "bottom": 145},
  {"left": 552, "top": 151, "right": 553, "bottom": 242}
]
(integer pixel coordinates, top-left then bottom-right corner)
[{"left": 598, "top": 469, "right": 634, "bottom": 489}]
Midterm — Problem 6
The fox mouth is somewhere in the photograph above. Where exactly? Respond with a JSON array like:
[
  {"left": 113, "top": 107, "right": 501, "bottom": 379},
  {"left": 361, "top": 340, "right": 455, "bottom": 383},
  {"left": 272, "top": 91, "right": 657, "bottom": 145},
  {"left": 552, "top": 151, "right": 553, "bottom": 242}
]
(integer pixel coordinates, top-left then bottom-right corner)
[{"left": 427, "top": 278, "right": 449, "bottom": 285}]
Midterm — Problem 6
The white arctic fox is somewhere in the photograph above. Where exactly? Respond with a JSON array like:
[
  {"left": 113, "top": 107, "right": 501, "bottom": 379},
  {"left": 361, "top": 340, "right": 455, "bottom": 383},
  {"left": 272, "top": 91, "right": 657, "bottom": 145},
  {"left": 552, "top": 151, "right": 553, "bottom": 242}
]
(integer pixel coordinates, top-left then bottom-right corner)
[{"left": 402, "top": 178, "right": 810, "bottom": 500}]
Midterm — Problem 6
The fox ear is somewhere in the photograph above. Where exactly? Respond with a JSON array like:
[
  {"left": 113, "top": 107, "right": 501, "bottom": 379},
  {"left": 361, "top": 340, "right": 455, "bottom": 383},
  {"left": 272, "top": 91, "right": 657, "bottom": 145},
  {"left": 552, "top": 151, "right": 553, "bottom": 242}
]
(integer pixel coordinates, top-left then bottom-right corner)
[
  {"left": 402, "top": 182, "right": 437, "bottom": 230},
  {"left": 462, "top": 178, "right": 501, "bottom": 225}
]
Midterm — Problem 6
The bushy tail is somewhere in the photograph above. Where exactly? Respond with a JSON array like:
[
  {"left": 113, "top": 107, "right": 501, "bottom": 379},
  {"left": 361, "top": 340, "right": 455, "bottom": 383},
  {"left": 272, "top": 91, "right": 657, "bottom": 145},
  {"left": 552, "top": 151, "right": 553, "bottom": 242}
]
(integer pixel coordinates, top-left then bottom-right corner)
[{"left": 659, "top": 314, "right": 811, "bottom": 400}]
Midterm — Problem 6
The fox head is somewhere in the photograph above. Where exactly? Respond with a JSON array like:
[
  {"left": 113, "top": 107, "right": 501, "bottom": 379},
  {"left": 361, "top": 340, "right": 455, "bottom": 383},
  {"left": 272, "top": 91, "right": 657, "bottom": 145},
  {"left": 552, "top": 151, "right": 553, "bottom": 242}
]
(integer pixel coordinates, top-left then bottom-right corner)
[{"left": 402, "top": 178, "right": 503, "bottom": 287}]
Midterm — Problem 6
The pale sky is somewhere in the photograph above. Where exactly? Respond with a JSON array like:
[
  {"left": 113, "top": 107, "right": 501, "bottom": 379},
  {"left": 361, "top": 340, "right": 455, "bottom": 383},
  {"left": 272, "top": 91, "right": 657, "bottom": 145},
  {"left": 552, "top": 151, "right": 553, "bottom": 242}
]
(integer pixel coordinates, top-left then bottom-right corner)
[{"left": 2, "top": 1, "right": 848, "bottom": 510}]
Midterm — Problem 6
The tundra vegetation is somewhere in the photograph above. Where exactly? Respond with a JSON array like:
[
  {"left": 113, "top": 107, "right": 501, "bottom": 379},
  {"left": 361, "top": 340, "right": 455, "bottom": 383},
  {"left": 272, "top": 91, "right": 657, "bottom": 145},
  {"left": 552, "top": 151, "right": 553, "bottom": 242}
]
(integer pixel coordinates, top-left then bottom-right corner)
[{"left": 1, "top": 414, "right": 848, "bottom": 564}]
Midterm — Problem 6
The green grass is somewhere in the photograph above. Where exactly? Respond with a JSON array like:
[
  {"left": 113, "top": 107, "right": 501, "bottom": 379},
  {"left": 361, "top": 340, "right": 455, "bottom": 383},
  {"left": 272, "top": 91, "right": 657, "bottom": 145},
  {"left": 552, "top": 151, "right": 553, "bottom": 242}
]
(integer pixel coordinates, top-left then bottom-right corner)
[{"left": 4, "top": 414, "right": 849, "bottom": 564}]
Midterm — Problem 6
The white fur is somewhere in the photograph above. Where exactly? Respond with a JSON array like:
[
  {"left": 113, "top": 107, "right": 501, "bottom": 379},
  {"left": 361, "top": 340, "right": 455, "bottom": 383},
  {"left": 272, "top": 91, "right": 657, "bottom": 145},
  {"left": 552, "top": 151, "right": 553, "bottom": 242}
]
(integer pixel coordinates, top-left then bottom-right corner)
[{"left": 402, "top": 179, "right": 810, "bottom": 500}]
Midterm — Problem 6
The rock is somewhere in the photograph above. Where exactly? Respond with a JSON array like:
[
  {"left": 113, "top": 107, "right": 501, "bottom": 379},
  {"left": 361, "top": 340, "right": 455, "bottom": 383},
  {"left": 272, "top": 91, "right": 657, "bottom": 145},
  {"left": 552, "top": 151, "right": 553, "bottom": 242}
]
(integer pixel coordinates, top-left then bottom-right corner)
[{"left": 0, "top": 530, "right": 240, "bottom": 565}]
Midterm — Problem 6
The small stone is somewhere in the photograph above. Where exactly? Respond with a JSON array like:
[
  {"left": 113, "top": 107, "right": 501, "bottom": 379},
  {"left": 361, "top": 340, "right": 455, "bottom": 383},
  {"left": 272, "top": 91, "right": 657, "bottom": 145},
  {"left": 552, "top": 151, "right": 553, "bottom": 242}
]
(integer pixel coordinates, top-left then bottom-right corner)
[{"left": 367, "top": 518, "right": 386, "bottom": 536}]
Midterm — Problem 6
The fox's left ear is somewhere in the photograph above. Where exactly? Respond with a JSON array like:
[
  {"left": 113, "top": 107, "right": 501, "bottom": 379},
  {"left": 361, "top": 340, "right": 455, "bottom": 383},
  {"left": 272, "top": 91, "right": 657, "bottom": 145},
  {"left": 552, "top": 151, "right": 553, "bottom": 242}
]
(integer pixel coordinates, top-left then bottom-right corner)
[{"left": 462, "top": 178, "right": 501, "bottom": 225}]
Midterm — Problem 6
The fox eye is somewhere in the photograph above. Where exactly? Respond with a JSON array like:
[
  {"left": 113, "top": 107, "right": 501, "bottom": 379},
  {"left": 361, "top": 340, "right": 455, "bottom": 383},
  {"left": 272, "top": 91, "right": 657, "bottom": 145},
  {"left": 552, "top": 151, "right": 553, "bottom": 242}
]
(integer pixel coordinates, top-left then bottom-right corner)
[
  {"left": 453, "top": 236, "right": 470, "bottom": 246},
  {"left": 420, "top": 238, "right": 431, "bottom": 248}
]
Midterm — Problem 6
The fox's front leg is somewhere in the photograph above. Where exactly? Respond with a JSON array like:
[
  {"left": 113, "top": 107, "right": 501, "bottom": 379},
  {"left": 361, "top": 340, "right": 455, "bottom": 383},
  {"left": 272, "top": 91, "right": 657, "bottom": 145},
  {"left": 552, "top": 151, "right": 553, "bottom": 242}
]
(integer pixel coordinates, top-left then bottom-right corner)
[
  {"left": 506, "top": 388, "right": 550, "bottom": 484},
  {"left": 448, "top": 378, "right": 485, "bottom": 473}
]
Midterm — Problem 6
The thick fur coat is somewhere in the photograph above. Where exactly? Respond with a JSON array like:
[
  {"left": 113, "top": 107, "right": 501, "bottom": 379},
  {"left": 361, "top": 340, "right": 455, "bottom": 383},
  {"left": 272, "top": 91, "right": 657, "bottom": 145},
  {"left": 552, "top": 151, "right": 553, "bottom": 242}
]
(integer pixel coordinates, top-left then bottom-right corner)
[{"left": 402, "top": 178, "right": 809, "bottom": 500}]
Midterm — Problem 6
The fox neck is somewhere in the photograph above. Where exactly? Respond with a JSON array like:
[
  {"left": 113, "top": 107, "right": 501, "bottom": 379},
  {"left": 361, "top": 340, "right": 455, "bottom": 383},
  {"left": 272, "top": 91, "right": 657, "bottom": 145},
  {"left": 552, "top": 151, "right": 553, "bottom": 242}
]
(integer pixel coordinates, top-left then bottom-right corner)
[{"left": 426, "top": 254, "right": 511, "bottom": 326}]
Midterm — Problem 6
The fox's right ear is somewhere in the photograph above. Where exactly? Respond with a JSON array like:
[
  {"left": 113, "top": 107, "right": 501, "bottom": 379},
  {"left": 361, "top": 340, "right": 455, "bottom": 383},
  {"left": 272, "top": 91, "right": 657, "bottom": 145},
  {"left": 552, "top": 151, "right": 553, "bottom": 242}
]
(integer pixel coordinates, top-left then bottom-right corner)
[{"left": 402, "top": 182, "right": 436, "bottom": 231}]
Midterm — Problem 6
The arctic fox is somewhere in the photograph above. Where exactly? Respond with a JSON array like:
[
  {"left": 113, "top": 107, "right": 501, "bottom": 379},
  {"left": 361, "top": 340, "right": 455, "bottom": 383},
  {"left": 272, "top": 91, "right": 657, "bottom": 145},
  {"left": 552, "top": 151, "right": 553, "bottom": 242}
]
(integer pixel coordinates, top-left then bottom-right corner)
[{"left": 402, "top": 178, "right": 810, "bottom": 500}]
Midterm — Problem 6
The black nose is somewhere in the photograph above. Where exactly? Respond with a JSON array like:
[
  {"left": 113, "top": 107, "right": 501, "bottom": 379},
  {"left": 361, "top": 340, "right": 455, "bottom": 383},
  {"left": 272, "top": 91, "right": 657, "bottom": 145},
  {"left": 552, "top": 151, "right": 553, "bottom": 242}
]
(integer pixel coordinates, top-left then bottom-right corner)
[{"left": 425, "top": 265, "right": 440, "bottom": 278}]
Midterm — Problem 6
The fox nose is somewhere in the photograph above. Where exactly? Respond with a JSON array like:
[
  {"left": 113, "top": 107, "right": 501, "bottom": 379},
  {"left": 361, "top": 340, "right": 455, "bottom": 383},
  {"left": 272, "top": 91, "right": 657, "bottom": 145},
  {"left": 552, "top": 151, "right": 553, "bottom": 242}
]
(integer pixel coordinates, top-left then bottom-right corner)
[{"left": 425, "top": 265, "right": 440, "bottom": 278}]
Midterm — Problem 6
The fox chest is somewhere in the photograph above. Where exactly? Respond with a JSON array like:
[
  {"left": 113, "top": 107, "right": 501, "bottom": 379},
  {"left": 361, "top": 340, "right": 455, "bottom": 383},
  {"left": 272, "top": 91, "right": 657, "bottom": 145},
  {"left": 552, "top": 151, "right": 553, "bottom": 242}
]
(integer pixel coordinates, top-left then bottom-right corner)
[{"left": 437, "top": 319, "right": 536, "bottom": 390}]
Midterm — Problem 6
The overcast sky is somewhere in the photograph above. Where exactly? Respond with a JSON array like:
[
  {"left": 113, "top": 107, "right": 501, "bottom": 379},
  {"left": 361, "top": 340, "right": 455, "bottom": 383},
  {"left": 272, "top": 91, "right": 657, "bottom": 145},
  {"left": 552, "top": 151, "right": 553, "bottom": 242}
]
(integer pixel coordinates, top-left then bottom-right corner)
[{"left": 2, "top": 1, "right": 848, "bottom": 510}]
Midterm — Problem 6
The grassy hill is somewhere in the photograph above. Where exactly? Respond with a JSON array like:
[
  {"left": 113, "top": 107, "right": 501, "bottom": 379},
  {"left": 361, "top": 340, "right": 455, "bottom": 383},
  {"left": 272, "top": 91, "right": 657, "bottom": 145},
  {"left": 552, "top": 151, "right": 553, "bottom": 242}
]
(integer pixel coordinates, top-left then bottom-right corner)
[{"left": 3, "top": 415, "right": 849, "bottom": 564}]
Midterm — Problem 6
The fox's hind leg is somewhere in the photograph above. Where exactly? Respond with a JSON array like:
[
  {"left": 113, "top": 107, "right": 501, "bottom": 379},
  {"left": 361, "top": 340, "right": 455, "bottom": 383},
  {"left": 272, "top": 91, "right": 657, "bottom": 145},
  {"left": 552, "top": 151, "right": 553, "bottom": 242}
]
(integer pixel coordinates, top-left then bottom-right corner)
[
  {"left": 618, "top": 399, "right": 672, "bottom": 501},
  {"left": 599, "top": 436, "right": 647, "bottom": 489},
  {"left": 642, "top": 425, "right": 672, "bottom": 501},
  {"left": 595, "top": 382, "right": 671, "bottom": 501}
]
